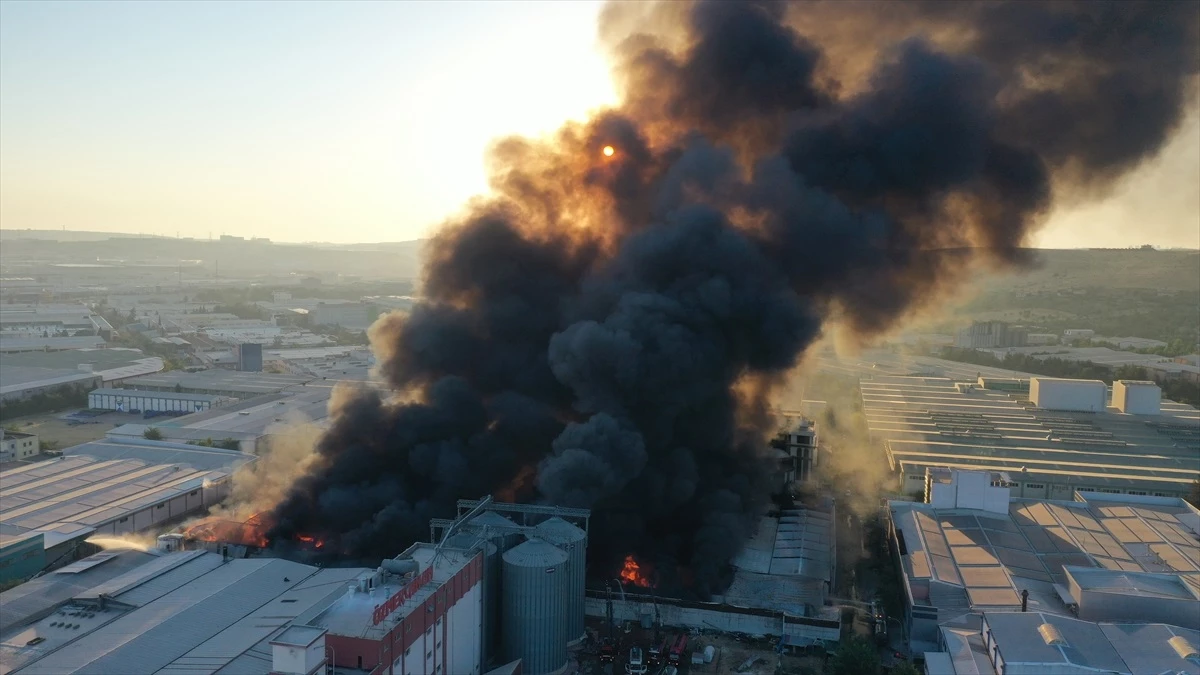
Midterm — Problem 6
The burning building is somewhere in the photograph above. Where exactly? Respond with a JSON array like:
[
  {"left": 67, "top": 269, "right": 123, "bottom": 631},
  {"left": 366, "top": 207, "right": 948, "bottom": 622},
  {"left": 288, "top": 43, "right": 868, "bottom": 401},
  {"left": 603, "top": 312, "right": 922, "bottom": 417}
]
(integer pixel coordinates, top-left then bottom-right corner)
[{"left": 265, "top": 0, "right": 1200, "bottom": 599}]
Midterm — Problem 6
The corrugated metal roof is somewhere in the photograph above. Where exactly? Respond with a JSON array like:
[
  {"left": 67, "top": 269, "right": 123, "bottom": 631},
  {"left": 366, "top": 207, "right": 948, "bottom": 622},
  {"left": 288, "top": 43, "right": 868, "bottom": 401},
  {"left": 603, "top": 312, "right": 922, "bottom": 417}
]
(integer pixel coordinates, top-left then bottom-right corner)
[{"left": 15, "top": 558, "right": 321, "bottom": 674}]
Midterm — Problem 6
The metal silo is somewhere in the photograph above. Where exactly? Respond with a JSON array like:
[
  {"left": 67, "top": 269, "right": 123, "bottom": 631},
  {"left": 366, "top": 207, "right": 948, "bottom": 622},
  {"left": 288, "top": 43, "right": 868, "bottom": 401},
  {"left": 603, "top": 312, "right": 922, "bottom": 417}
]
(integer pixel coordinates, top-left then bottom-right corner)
[
  {"left": 503, "top": 537, "right": 569, "bottom": 675},
  {"left": 534, "top": 516, "right": 587, "bottom": 643},
  {"left": 466, "top": 510, "right": 521, "bottom": 665}
]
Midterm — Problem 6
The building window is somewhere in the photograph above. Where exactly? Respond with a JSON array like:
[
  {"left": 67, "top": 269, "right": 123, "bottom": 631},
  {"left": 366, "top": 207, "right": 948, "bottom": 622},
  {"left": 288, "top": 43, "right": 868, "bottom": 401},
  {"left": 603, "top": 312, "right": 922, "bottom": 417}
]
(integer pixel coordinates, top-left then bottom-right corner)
[
  {"left": 156, "top": 504, "right": 165, "bottom": 509},
  {"left": 1099, "top": 488, "right": 1121, "bottom": 494},
  {"left": 427, "top": 651, "right": 432, "bottom": 660},
  {"left": 1153, "top": 492, "right": 1169, "bottom": 497},
  {"left": 119, "top": 517, "right": 129, "bottom": 523},
  {"left": 908, "top": 475, "right": 924, "bottom": 481},
  {"left": 1127, "top": 490, "right": 1147, "bottom": 495},
  {"left": 1025, "top": 484, "right": 1044, "bottom": 490}
]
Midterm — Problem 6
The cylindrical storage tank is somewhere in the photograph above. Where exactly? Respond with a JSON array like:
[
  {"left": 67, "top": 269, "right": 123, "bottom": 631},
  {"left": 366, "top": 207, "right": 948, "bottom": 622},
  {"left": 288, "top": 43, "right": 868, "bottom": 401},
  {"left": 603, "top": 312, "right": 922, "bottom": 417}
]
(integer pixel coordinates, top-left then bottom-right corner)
[
  {"left": 533, "top": 516, "right": 587, "bottom": 643},
  {"left": 503, "top": 537, "right": 569, "bottom": 675},
  {"left": 469, "top": 511, "right": 523, "bottom": 552}
]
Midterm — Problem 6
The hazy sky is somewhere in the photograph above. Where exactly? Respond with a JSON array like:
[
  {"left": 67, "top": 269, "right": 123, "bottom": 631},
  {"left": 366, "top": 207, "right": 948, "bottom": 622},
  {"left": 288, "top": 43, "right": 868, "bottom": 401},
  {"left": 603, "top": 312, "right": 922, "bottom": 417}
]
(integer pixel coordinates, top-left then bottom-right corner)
[{"left": 1, "top": 1, "right": 1197, "bottom": 247}]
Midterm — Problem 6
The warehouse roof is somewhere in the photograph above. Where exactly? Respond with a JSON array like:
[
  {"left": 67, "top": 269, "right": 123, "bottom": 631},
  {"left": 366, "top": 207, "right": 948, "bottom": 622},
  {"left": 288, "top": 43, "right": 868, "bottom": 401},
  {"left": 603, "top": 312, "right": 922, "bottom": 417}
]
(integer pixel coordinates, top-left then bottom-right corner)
[
  {"left": 0, "top": 367, "right": 98, "bottom": 396},
  {"left": 864, "top": 375, "right": 1200, "bottom": 492},
  {"left": 965, "top": 612, "right": 1200, "bottom": 675},
  {"left": 0, "top": 441, "right": 253, "bottom": 545},
  {"left": 890, "top": 490, "right": 1200, "bottom": 622},
  {"left": 0, "top": 552, "right": 368, "bottom": 674},
  {"left": 0, "top": 548, "right": 159, "bottom": 634},
  {"left": 89, "top": 387, "right": 225, "bottom": 403},
  {"left": 119, "top": 369, "right": 314, "bottom": 396},
  {"left": 0, "top": 336, "right": 107, "bottom": 353}
]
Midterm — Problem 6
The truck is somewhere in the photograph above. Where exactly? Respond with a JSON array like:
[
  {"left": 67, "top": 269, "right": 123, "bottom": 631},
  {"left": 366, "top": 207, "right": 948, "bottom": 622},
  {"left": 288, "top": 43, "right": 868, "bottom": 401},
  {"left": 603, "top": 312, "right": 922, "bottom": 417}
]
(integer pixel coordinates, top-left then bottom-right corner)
[
  {"left": 668, "top": 634, "right": 688, "bottom": 667},
  {"left": 626, "top": 646, "right": 647, "bottom": 675}
]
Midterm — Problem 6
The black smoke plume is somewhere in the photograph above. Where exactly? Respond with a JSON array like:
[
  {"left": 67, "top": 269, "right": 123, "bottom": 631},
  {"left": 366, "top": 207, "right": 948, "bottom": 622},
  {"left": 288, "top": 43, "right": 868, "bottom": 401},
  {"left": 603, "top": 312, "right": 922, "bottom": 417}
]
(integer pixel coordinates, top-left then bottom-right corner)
[{"left": 268, "top": 0, "right": 1198, "bottom": 597}]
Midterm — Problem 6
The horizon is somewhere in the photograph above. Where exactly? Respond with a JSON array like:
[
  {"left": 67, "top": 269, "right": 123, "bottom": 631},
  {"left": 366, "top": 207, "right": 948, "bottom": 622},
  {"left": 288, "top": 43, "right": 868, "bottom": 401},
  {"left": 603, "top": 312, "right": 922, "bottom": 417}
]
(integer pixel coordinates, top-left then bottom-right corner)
[
  {"left": 0, "top": 1, "right": 1197, "bottom": 249},
  {"left": 3, "top": 226, "right": 1200, "bottom": 251}
]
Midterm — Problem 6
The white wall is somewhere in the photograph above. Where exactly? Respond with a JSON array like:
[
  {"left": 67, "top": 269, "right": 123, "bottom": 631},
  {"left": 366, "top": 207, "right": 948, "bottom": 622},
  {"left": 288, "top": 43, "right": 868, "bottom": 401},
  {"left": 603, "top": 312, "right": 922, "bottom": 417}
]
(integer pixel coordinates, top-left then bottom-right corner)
[
  {"left": 1030, "top": 378, "right": 1106, "bottom": 412},
  {"left": 446, "top": 579, "right": 482, "bottom": 675}
]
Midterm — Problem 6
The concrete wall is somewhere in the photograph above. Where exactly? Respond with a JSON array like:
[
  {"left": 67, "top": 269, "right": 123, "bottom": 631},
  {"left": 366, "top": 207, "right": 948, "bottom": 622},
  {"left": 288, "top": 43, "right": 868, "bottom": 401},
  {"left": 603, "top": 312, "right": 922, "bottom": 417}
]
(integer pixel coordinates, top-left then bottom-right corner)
[{"left": 1030, "top": 378, "right": 1107, "bottom": 413}]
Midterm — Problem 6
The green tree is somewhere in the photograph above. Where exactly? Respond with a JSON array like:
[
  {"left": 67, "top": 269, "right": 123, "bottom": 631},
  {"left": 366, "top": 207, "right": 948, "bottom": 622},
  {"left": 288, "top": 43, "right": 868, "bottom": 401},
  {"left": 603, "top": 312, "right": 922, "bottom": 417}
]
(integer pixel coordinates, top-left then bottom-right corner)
[
  {"left": 830, "top": 636, "right": 881, "bottom": 675},
  {"left": 143, "top": 427, "right": 164, "bottom": 441},
  {"left": 890, "top": 662, "right": 921, "bottom": 675}
]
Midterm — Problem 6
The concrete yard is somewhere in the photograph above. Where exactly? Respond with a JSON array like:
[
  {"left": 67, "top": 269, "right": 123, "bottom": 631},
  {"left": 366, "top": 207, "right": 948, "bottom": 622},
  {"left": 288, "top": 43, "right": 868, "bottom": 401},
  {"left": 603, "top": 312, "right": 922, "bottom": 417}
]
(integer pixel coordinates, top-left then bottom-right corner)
[{"left": 1, "top": 409, "right": 147, "bottom": 453}]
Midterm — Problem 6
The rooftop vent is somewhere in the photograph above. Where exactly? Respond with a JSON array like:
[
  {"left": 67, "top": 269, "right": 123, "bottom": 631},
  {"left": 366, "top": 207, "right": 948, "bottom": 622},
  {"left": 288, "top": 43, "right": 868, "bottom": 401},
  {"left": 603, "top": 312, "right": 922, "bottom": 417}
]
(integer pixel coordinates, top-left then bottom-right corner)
[
  {"left": 1168, "top": 635, "right": 1199, "bottom": 661},
  {"left": 1038, "top": 623, "right": 1068, "bottom": 647}
]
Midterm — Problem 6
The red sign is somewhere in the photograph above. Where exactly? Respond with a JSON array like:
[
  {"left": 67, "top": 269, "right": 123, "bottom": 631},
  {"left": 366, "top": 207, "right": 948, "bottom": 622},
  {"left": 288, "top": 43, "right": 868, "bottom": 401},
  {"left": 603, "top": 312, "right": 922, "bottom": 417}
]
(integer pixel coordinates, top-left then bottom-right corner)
[{"left": 372, "top": 565, "right": 434, "bottom": 625}]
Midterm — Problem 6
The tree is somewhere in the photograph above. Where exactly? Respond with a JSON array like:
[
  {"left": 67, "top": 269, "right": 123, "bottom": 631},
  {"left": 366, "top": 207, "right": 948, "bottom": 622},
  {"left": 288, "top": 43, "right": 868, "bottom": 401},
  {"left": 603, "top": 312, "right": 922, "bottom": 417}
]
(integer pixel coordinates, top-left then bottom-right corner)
[
  {"left": 143, "top": 427, "right": 164, "bottom": 441},
  {"left": 890, "top": 662, "right": 921, "bottom": 675},
  {"left": 830, "top": 636, "right": 881, "bottom": 675},
  {"left": 1188, "top": 475, "right": 1200, "bottom": 510}
]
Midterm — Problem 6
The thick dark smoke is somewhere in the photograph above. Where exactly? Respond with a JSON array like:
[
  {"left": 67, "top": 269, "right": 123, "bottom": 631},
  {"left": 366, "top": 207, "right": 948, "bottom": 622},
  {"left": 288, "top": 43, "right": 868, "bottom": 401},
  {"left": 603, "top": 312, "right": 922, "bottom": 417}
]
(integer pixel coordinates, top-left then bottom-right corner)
[{"left": 269, "top": 0, "right": 1198, "bottom": 598}]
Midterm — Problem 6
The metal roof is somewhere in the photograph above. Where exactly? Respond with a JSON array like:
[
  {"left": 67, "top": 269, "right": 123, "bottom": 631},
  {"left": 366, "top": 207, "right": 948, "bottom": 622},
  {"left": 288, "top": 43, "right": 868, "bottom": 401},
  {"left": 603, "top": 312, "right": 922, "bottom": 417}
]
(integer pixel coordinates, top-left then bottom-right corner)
[
  {"left": 120, "top": 370, "right": 313, "bottom": 396},
  {"left": 89, "top": 388, "right": 226, "bottom": 403},
  {"left": 891, "top": 490, "right": 1200, "bottom": 622},
  {"left": 3, "top": 554, "right": 368, "bottom": 675},
  {"left": 864, "top": 375, "right": 1200, "bottom": 492},
  {"left": 0, "top": 549, "right": 159, "bottom": 635},
  {"left": 0, "top": 442, "right": 252, "bottom": 544}
]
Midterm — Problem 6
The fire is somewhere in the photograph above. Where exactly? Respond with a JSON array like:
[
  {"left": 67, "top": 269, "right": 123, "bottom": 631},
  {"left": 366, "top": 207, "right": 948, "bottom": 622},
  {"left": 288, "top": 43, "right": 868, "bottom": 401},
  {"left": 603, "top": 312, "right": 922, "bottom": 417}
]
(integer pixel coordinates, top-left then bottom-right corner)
[
  {"left": 181, "top": 512, "right": 271, "bottom": 548},
  {"left": 619, "top": 554, "right": 652, "bottom": 588},
  {"left": 296, "top": 534, "right": 325, "bottom": 550},
  {"left": 602, "top": 145, "right": 615, "bottom": 157}
]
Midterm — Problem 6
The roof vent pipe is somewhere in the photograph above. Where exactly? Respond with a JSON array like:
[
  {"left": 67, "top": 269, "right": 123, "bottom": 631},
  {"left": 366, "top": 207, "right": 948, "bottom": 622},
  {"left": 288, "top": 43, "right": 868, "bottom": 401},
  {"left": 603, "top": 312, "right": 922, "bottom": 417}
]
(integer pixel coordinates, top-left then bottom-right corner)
[{"left": 1021, "top": 589, "right": 1029, "bottom": 612}]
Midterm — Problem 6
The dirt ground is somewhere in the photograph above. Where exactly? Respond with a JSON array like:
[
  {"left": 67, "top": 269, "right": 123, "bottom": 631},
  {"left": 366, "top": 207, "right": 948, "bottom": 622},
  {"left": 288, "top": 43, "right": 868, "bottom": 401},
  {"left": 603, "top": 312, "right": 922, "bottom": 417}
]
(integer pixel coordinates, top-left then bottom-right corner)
[{"left": 3, "top": 409, "right": 148, "bottom": 453}]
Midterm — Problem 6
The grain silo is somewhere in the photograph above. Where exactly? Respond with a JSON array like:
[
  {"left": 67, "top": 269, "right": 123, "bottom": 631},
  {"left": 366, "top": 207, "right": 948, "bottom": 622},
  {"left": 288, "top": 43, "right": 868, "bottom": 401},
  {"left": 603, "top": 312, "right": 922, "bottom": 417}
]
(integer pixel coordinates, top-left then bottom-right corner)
[
  {"left": 534, "top": 516, "right": 587, "bottom": 643},
  {"left": 466, "top": 510, "right": 522, "bottom": 664},
  {"left": 502, "top": 537, "right": 569, "bottom": 675}
]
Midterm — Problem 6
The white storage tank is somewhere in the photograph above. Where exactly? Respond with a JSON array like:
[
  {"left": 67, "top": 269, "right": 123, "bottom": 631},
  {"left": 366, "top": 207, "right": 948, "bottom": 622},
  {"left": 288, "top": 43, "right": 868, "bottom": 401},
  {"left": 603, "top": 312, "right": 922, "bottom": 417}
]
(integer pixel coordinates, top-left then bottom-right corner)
[
  {"left": 502, "top": 537, "right": 569, "bottom": 675},
  {"left": 1030, "top": 377, "right": 1107, "bottom": 412},
  {"left": 533, "top": 517, "right": 587, "bottom": 643},
  {"left": 1112, "top": 380, "right": 1162, "bottom": 416}
]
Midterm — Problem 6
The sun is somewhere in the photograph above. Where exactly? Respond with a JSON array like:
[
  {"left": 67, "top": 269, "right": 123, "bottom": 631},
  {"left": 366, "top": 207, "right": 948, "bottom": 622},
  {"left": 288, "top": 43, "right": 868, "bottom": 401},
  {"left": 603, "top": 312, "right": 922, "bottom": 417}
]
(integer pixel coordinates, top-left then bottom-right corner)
[{"left": 602, "top": 145, "right": 615, "bottom": 157}]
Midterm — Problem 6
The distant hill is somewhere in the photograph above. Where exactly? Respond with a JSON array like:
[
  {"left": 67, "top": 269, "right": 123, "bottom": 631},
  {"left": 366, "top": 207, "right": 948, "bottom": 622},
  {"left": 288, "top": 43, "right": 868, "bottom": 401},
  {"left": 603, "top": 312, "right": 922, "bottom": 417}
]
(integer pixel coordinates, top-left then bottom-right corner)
[{"left": 978, "top": 248, "right": 1200, "bottom": 293}]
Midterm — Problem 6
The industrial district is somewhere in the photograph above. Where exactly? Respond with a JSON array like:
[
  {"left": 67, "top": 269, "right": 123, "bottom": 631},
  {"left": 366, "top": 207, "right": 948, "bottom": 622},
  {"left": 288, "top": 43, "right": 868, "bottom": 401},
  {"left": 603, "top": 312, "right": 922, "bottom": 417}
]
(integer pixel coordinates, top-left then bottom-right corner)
[{"left": 0, "top": 237, "right": 1196, "bottom": 675}]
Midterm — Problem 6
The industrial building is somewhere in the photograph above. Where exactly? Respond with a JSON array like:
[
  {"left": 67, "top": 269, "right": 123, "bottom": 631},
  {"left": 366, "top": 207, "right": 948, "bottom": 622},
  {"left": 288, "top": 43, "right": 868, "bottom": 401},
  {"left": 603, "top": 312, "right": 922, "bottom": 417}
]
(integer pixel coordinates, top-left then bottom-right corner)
[
  {"left": 0, "top": 439, "right": 253, "bottom": 577},
  {"left": 87, "top": 387, "right": 230, "bottom": 413},
  {"left": 928, "top": 611, "right": 1200, "bottom": 675},
  {"left": 955, "top": 321, "right": 1027, "bottom": 349},
  {"left": 1, "top": 430, "right": 40, "bottom": 463},
  {"left": 888, "top": 470, "right": 1200, "bottom": 650},
  {"left": 0, "top": 498, "right": 587, "bottom": 675},
  {"left": 864, "top": 375, "right": 1200, "bottom": 499},
  {"left": 236, "top": 342, "right": 262, "bottom": 372},
  {"left": 0, "top": 304, "right": 114, "bottom": 340},
  {"left": 104, "top": 388, "right": 335, "bottom": 451},
  {"left": 0, "top": 348, "right": 162, "bottom": 402},
  {"left": 0, "top": 532, "right": 45, "bottom": 584},
  {"left": 0, "top": 548, "right": 371, "bottom": 674},
  {"left": 891, "top": 470, "right": 1200, "bottom": 674},
  {"left": 118, "top": 369, "right": 316, "bottom": 398},
  {"left": 727, "top": 501, "right": 837, "bottom": 614},
  {"left": 773, "top": 412, "right": 819, "bottom": 486}
]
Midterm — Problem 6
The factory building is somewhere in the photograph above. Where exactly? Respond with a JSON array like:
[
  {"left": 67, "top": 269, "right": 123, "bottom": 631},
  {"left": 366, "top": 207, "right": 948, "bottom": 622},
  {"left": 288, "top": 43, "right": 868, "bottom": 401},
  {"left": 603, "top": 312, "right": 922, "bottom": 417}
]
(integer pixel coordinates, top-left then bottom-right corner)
[
  {"left": 955, "top": 321, "right": 1027, "bottom": 349},
  {"left": 426, "top": 499, "right": 591, "bottom": 674},
  {"left": 118, "top": 369, "right": 315, "bottom": 398},
  {"left": 0, "top": 440, "right": 253, "bottom": 577},
  {"left": 87, "top": 387, "right": 229, "bottom": 413},
  {"left": 0, "top": 349, "right": 162, "bottom": 402},
  {"left": 773, "top": 412, "right": 819, "bottom": 487},
  {"left": 864, "top": 375, "right": 1200, "bottom": 499},
  {"left": 104, "top": 388, "right": 334, "bottom": 451},
  {"left": 0, "top": 532, "right": 45, "bottom": 584},
  {"left": 236, "top": 342, "right": 263, "bottom": 372},
  {"left": 887, "top": 469, "right": 1200, "bottom": 670},
  {"left": 1, "top": 430, "right": 40, "bottom": 462}
]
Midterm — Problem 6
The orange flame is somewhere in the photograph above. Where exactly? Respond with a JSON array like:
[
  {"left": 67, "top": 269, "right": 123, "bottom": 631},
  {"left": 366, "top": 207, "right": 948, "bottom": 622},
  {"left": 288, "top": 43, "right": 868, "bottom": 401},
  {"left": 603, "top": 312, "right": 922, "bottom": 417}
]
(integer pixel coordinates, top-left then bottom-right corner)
[
  {"left": 296, "top": 534, "right": 326, "bottom": 549},
  {"left": 182, "top": 512, "right": 271, "bottom": 548},
  {"left": 619, "top": 554, "right": 652, "bottom": 588}
]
